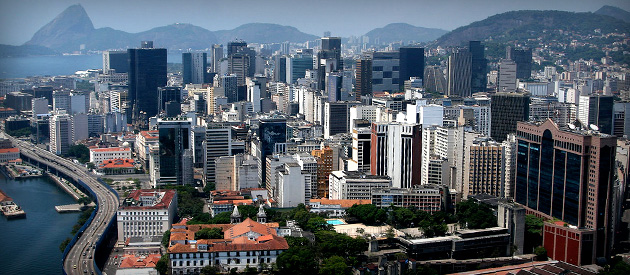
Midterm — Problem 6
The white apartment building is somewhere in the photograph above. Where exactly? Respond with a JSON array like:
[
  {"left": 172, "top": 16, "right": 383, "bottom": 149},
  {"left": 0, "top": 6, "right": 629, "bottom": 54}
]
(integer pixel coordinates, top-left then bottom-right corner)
[{"left": 117, "top": 189, "right": 178, "bottom": 244}]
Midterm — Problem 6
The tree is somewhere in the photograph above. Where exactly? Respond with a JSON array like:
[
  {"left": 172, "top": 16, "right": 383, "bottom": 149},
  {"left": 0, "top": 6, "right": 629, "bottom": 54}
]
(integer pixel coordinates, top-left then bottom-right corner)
[
  {"left": 59, "top": 237, "right": 71, "bottom": 252},
  {"left": 534, "top": 246, "right": 547, "bottom": 261},
  {"left": 162, "top": 230, "right": 171, "bottom": 248},
  {"left": 524, "top": 215, "right": 546, "bottom": 253},
  {"left": 77, "top": 196, "right": 92, "bottom": 205},
  {"left": 306, "top": 216, "right": 332, "bottom": 232},
  {"left": 393, "top": 207, "right": 415, "bottom": 228},
  {"left": 456, "top": 199, "right": 497, "bottom": 229},
  {"left": 346, "top": 204, "right": 386, "bottom": 225},
  {"left": 316, "top": 230, "right": 367, "bottom": 261},
  {"left": 66, "top": 144, "right": 90, "bottom": 163},
  {"left": 156, "top": 254, "right": 169, "bottom": 275},
  {"left": 600, "top": 256, "right": 630, "bottom": 275},
  {"left": 320, "top": 256, "right": 350, "bottom": 275},
  {"left": 201, "top": 265, "right": 219, "bottom": 275},
  {"left": 276, "top": 247, "right": 318, "bottom": 274},
  {"left": 195, "top": 227, "right": 223, "bottom": 239},
  {"left": 86, "top": 162, "right": 96, "bottom": 170}
]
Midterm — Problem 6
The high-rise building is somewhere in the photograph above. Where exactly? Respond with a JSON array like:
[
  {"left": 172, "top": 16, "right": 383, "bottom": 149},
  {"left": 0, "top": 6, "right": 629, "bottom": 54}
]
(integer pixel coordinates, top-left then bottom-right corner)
[
  {"left": 182, "top": 52, "right": 208, "bottom": 84},
  {"left": 103, "top": 50, "right": 129, "bottom": 74},
  {"left": 221, "top": 74, "right": 239, "bottom": 103},
  {"left": 317, "top": 37, "right": 342, "bottom": 89},
  {"left": 350, "top": 127, "right": 371, "bottom": 173},
  {"left": 312, "top": 147, "right": 333, "bottom": 198},
  {"left": 498, "top": 60, "right": 517, "bottom": 92},
  {"left": 578, "top": 95, "right": 614, "bottom": 134},
  {"left": 158, "top": 87, "right": 182, "bottom": 116},
  {"left": 227, "top": 41, "right": 247, "bottom": 56},
  {"left": 257, "top": 119, "right": 287, "bottom": 187},
  {"left": 469, "top": 41, "right": 487, "bottom": 94},
  {"left": 371, "top": 123, "right": 389, "bottom": 177},
  {"left": 157, "top": 117, "right": 193, "bottom": 186},
  {"left": 355, "top": 57, "right": 372, "bottom": 98},
  {"left": 491, "top": 92, "right": 530, "bottom": 142},
  {"left": 128, "top": 41, "right": 167, "bottom": 129},
  {"left": 325, "top": 72, "right": 343, "bottom": 102},
  {"left": 211, "top": 44, "right": 223, "bottom": 73},
  {"left": 507, "top": 46, "right": 532, "bottom": 80},
  {"left": 50, "top": 112, "right": 73, "bottom": 155},
  {"left": 228, "top": 53, "right": 250, "bottom": 86},
  {"left": 204, "top": 123, "right": 232, "bottom": 186},
  {"left": 286, "top": 53, "right": 314, "bottom": 84},
  {"left": 368, "top": 51, "right": 400, "bottom": 93},
  {"left": 463, "top": 137, "right": 506, "bottom": 198},
  {"left": 399, "top": 46, "right": 424, "bottom": 91},
  {"left": 613, "top": 102, "right": 630, "bottom": 137},
  {"left": 324, "top": 101, "right": 358, "bottom": 138},
  {"left": 447, "top": 50, "right": 472, "bottom": 97},
  {"left": 514, "top": 119, "right": 616, "bottom": 265},
  {"left": 386, "top": 123, "right": 422, "bottom": 188}
]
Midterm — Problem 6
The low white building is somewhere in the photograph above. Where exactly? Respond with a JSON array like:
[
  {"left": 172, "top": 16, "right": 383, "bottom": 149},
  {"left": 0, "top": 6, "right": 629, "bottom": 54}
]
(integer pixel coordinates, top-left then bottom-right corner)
[
  {"left": 116, "top": 189, "right": 178, "bottom": 244},
  {"left": 328, "top": 171, "right": 392, "bottom": 200},
  {"left": 90, "top": 147, "right": 132, "bottom": 164}
]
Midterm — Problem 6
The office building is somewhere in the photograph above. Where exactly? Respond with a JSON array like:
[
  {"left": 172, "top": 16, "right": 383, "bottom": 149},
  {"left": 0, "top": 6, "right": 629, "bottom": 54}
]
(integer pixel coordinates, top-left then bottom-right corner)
[
  {"left": 399, "top": 46, "right": 424, "bottom": 90},
  {"left": 447, "top": 50, "right": 472, "bottom": 97},
  {"left": 350, "top": 127, "right": 371, "bottom": 173},
  {"left": 506, "top": 46, "right": 532, "bottom": 80},
  {"left": 371, "top": 186, "right": 448, "bottom": 213},
  {"left": 328, "top": 171, "right": 391, "bottom": 200},
  {"left": 128, "top": 41, "right": 167, "bottom": 128},
  {"left": 228, "top": 53, "right": 250, "bottom": 86},
  {"left": 221, "top": 74, "right": 239, "bottom": 103},
  {"left": 613, "top": 102, "right": 630, "bottom": 137},
  {"left": 182, "top": 52, "right": 209, "bottom": 84},
  {"left": 157, "top": 117, "right": 193, "bottom": 186},
  {"left": 50, "top": 112, "right": 73, "bottom": 155},
  {"left": 463, "top": 138, "right": 506, "bottom": 198},
  {"left": 277, "top": 162, "right": 311, "bottom": 207},
  {"left": 491, "top": 92, "right": 530, "bottom": 142},
  {"left": 286, "top": 53, "right": 313, "bottom": 84},
  {"left": 257, "top": 119, "right": 287, "bottom": 187},
  {"left": 117, "top": 189, "right": 177, "bottom": 243},
  {"left": 204, "top": 123, "right": 232, "bottom": 186},
  {"left": 158, "top": 86, "right": 182, "bottom": 116},
  {"left": 211, "top": 44, "right": 223, "bottom": 73},
  {"left": 324, "top": 101, "right": 358, "bottom": 139},
  {"left": 498, "top": 60, "right": 517, "bottom": 92},
  {"left": 312, "top": 147, "right": 333, "bottom": 198},
  {"left": 355, "top": 57, "right": 372, "bottom": 98},
  {"left": 368, "top": 51, "right": 400, "bottom": 93},
  {"left": 103, "top": 50, "right": 129, "bottom": 74},
  {"left": 514, "top": 119, "right": 617, "bottom": 265},
  {"left": 469, "top": 41, "right": 487, "bottom": 94},
  {"left": 317, "top": 37, "right": 342, "bottom": 89},
  {"left": 578, "top": 95, "right": 614, "bottom": 135}
]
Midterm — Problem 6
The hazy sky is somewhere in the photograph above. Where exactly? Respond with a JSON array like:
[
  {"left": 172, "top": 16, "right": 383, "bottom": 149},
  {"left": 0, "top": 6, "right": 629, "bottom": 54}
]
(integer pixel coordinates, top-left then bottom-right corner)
[{"left": 1, "top": 0, "right": 629, "bottom": 45}]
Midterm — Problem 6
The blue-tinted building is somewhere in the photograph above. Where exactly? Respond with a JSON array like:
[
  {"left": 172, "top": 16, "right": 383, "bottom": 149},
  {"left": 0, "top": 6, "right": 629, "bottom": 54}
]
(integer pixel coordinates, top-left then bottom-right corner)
[{"left": 128, "top": 41, "right": 167, "bottom": 128}]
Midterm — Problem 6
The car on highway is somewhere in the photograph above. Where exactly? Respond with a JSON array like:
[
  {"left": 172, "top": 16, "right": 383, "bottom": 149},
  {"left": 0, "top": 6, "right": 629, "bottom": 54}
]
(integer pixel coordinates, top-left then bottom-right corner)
[{"left": 73, "top": 265, "right": 77, "bottom": 269}]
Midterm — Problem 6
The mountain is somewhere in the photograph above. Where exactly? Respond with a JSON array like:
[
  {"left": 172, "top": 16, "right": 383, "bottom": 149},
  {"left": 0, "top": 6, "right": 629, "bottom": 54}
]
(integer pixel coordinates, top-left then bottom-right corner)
[
  {"left": 434, "top": 10, "right": 630, "bottom": 47},
  {"left": 214, "top": 23, "right": 318, "bottom": 45},
  {"left": 25, "top": 4, "right": 94, "bottom": 50},
  {"left": 20, "top": 5, "right": 318, "bottom": 53},
  {"left": 0, "top": 44, "right": 57, "bottom": 58},
  {"left": 364, "top": 23, "right": 447, "bottom": 44},
  {"left": 595, "top": 5, "right": 630, "bottom": 23}
]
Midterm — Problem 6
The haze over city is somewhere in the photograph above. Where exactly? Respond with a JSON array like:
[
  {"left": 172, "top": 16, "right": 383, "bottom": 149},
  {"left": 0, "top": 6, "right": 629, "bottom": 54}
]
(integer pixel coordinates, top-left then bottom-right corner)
[{"left": 0, "top": 0, "right": 629, "bottom": 45}]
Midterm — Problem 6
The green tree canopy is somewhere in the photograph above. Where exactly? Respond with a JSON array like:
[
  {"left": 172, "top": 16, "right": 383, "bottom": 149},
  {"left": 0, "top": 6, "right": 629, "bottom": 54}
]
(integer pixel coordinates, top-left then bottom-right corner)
[
  {"left": 155, "top": 254, "right": 168, "bottom": 275},
  {"left": 455, "top": 199, "right": 497, "bottom": 229},
  {"left": 276, "top": 247, "right": 318, "bottom": 274},
  {"left": 195, "top": 227, "right": 223, "bottom": 239},
  {"left": 319, "top": 256, "right": 350, "bottom": 275}
]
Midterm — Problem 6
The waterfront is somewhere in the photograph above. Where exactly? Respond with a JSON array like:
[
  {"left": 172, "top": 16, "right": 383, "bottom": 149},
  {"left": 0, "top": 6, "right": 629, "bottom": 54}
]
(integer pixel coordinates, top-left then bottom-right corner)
[
  {"left": 0, "top": 53, "right": 183, "bottom": 79},
  {"left": 0, "top": 173, "right": 80, "bottom": 275}
]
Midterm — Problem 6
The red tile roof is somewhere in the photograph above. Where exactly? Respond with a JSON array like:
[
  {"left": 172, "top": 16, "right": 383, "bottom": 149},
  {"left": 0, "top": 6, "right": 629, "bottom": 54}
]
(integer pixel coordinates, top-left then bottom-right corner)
[
  {"left": 118, "top": 254, "right": 161, "bottom": 269},
  {"left": 310, "top": 198, "right": 371, "bottom": 208},
  {"left": 139, "top": 130, "right": 159, "bottom": 140},
  {"left": 120, "top": 189, "right": 176, "bottom": 210},
  {"left": 99, "top": 158, "right": 135, "bottom": 169},
  {"left": 0, "top": 148, "right": 19, "bottom": 154}
]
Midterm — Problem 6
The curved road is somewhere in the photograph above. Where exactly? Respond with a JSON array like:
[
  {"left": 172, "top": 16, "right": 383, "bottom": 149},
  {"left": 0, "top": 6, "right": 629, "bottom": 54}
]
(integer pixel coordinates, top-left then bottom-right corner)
[{"left": 6, "top": 135, "right": 119, "bottom": 275}]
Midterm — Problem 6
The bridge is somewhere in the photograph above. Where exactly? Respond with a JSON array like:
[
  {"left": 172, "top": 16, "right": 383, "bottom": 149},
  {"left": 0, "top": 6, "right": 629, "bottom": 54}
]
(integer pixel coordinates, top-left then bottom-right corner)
[{"left": 6, "top": 135, "right": 119, "bottom": 275}]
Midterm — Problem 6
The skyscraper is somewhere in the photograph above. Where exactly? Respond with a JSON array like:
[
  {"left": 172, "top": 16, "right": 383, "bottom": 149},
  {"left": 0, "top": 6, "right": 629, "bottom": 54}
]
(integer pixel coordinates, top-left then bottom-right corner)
[
  {"left": 211, "top": 44, "right": 223, "bottom": 73},
  {"left": 103, "top": 50, "right": 129, "bottom": 73},
  {"left": 399, "top": 46, "right": 425, "bottom": 90},
  {"left": 50, "top": 112, "right": 73, "bottom": 155},
  {"left": 221, "top": 74, "right": 239, "bottom": 103},
  {"left": 368, "top": 51, "right": 400, "bottom": 93},
  {"left": 228, "top": 53, "right": 250, "bottom": 86},
  {"left": 514, "top": 119, "right": 616, "bottom": 265},
  {"left": 491, "top": 92, "right": 530, "bottom": 142},
  {"left": 158, "top": 87, "right": 182, "bottom": 116},
  {"left": 447, "top": 50, "right": 472, "bottom": 97},
  {"left": 507, "top": 46, "right": 533, "bottom": 80},
  {"left": 274, "top": 55, "right": 287, "bottom": 83},
  {"left": 355, "top": 57, "right": 372, "bottom": 98},
  {"left": 128, "top": 41, "right": 167, "bottom": 129},
  {"left": 257, "top": 119, "right": 287, "bottom": 187},
  {"left": 182, "top": 52, "right": 208, "bottom": 84},
  {"left": 469, "top": 41, "right": 487, "bottom": 94},
  {"left": 157, "top": 117, "right": 192, "bottom": 186},
  {"left": 286, "top": 53, "right": 314, "bottom": 84},
  {"left": 498, "top": 60, "right": 517, "bottom": 92},
  {"left": 317, "top": 37, "right": 342, "bottom": 89},
  {"left": 578, "top": 95, "right": 614, "bottom": 134}
]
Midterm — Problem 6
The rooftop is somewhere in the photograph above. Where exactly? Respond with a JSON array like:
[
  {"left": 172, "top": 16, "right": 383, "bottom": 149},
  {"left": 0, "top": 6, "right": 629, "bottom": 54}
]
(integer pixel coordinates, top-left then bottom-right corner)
[
  {"left": 120, "top": 189, "right": 176, "bottom": 210},
  {"left": 310, "top": 198, "right": 371, "bottom": 208},
  {"left": 90, "top": 147, "right": 131, "bottom": 152}
]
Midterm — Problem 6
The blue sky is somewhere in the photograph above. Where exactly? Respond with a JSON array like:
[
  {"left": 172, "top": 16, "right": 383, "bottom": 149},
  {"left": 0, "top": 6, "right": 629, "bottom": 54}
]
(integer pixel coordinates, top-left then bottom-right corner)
[{"left": 1, "top": 0, "right": 629, "bottom": 45}]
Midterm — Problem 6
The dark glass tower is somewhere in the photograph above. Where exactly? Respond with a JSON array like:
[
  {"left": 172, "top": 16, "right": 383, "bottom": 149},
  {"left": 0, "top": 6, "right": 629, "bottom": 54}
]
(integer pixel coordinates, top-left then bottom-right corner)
[
  {"left": 158, "top": 118, "right": 192, "bottom": 185},
  {"left": 356, "top": 58, "right": 372, "bottom": 98},
  {"left": 514, "top": 120, "right": 616, "bottom": 264},
  {"left": 399, "top": 46, "right": 425, "bottom": 90},
  {"left": 469, "top": 41, "right": 487, "bottom": 94},
  {"left": 490, "top": 92, "right": 530, "bottom": 142},
  {"left": 507, "top": 46, "right": 533, "bottom": 80},
  {"left": 158, "top": 86, "right": 182, "bottom": 116},
  {"left": 103, "top": 50, "right": 130, "bottom": 73},
  {"left": 257, "top": 119, "right": 287, "bottom": 187},
  {"left": 128, "top": 41, "right": 167, "bottom": 129},
  {"left": 317, "top": 37, "right": 342, "bottom": 89},
  {"left": 182, "top": 52, "right": 208, "bottom": 84}
]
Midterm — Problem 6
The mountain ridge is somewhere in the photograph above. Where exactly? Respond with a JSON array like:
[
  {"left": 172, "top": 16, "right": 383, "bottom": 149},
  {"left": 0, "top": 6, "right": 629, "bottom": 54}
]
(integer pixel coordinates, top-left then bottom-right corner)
[{"left": 363, "top": 23, "right": 447, "bottom": 44}]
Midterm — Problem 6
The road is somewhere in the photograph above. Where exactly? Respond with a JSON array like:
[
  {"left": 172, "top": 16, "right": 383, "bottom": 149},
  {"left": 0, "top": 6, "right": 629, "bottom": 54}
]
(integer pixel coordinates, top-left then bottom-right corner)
[{"left": 6, "top": 135, "right": 119, "bottom": 275}]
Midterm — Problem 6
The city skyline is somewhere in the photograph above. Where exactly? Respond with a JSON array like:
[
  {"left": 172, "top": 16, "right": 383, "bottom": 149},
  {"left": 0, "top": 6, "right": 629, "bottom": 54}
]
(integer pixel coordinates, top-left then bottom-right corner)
[{"left": 1, "top": 0, "right": 629, "bottom": 45}]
